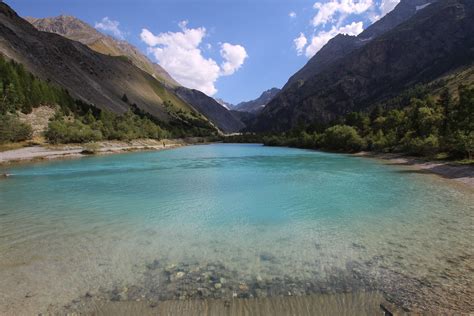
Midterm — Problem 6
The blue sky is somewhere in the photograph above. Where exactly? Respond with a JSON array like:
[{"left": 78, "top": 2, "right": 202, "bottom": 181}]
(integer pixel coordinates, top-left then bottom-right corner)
[{"left": 8, "top": 0, "right": 399, "bottom": 104}]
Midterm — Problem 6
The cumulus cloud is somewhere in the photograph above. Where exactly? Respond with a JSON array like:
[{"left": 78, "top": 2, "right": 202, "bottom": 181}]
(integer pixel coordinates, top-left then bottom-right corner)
[
  {"left": 369, "top": 0, "right": 400, "bottom": 22},
  {"left": 289, "top": 11, "right": 297, "bottom": 18},
  {"left": 95, "top": 17, "right": 125, "bottom": 40},
  {"left": 220, "top": 43, "right": 248, "bottom": 76},
  {"left": 141, "top": 21, "right": 247, "bottom": 96},
  {"left": 293, "top": 0, "right": 374, "bottom": 58},
  {"left": 294, "top": 33, "right": 308, "bottom": 56},
  {"left": 312, "top": 0, "right": 373, "bottom": 26},
  {"left": 303, "top": 21, "right": 363, "bottom": 57},
  {"left": 293, "top": 0, "right": 405, "bottom": 58},
  {"left": 379, "top": 0, "right": 400, "bottom": 17}
]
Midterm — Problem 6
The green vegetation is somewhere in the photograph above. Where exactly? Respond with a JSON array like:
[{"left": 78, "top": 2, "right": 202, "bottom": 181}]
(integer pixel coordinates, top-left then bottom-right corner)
[
  {"left": 0, "top": 114, "right": 32, "bottom": 143},
  {"left": 261, "top": 85, "right": 474, "bottom": 159},
  {"left": 45, "top": 110, "right": 170, "bottom": 144},
  {"left": 0, "top": 54, "right": 215, "bottom": 144},
  {"left": 0, "top": 56, "right": 75, "bottom": 115}
]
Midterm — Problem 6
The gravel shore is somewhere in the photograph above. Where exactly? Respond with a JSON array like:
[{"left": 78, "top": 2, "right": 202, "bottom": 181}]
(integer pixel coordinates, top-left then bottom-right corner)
[
  {"left": 355, "top": 152, "right": 474, "bottom": 188},
  {"left": 0, "top": 139, "right": 190, "bottom": 165}
]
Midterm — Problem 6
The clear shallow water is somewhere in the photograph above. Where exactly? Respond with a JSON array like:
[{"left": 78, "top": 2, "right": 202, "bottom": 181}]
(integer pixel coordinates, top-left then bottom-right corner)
[{"left": 0, "top": 144, "right": 473, "bottom": 314}]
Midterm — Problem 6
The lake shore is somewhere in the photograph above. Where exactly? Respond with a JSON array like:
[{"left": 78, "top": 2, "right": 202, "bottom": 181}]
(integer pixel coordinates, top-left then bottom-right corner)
[
  {"left": 64, "top": 292, "right": 395, "bottom": 316},
  {"left": 0, "top": 138, "right": 207, "bottom": 166},
  {"left": 1, "top": 144, "right": 472, "bottom": 315},
  {"left": 354, "top": 151, "right": 474, "bottom": 188},
  {"left": 2, "top": 142, "right": 473, "bottom": 189}
]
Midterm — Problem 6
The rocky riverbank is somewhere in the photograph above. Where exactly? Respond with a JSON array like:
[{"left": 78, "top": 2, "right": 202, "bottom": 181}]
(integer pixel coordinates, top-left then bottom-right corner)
[{"left": 58, "top": 255, "right": 472, "bottom": 315}]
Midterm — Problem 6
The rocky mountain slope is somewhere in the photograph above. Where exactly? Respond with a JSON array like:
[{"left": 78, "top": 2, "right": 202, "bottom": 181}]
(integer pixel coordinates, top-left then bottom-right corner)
[
  {"left": 233, "top": 88, "right": 280, "bottom": 113},
  {"left": 26, "top": 15, "right": 179, "bottom": 87},
  {"left": 175, "top": 87, "right": 245, "bottom": 133},
  {"left": 215, "top": 98, "right": 234, "bottom": 110},
  {"left": 283, "top": 0, "right": 437, "bottom": 90},
  {"left": 26, "top": 14, "right": 244, "bottom": 133},
  {"left": 251, "top": 0, "right": 474, "bottom": 132},
  {"left": 0, "top": 1, "right": 215, "bottom": 134}
]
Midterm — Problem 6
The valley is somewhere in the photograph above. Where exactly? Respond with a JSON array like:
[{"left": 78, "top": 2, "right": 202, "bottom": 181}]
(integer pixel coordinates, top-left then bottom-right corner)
[{"left": 0, "top": 0, "right": 472, "bottom": 315}]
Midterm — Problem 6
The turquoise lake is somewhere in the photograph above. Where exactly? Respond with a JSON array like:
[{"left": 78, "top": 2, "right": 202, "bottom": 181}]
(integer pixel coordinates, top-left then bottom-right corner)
[{"left": 0, "top": 144, "right": 473, "bottom": 314}]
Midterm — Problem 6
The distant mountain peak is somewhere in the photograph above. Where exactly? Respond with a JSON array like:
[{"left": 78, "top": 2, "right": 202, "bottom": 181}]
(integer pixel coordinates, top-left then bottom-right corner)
[
  {"left": 214, "top": 98, "right": 234, "bottom": 110},
  {"left": 233, "top": 88, "right": 280, "bottom": 113}
]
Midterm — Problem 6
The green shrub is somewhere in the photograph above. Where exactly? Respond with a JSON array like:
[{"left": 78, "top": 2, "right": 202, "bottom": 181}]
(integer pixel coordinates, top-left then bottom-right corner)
[
  {"left": 263, "top": 135, "right": 286, "bottom": 147},
  {"left": 450, "top": 130, "right": 474, "bottom": 160},
  {"left": 321, "top": 125, "right": 366, "bottom": 152},
  {"left": 400, "top": 133, "right": 440, "bottom": 156},
  {"left": 45, "top": 119, "right": 102, "bottom": 144},
  {"left": 81, "top": 142, "right": 101, "bottom": 155},
  {"left": 0, "top": 114, "right": 32, "bottom": 143}
]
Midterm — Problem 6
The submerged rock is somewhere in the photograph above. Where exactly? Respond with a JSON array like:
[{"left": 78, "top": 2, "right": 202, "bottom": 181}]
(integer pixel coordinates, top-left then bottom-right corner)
[{"left": 60, "top": 255, "right": 474, "bottom": 314}]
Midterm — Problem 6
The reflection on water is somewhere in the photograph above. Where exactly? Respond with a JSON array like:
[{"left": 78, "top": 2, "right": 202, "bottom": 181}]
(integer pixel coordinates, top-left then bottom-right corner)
[{"left": 0, "top": 144, "right": 472, "bottom": 314}]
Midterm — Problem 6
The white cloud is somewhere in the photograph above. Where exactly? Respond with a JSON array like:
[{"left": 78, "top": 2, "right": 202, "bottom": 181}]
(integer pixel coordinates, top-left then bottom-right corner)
[
  {"left": 95, "top": 17, "right": 125, "bottom": 40},
  {"left": 370, "top": 0, "right": 400, "bottom": 22},
  {"left": 289, "top": 11, "right": 297, "bottom": 18},
  {"left": 379, "top": 0, "right": 400, "bottom": 17},
  {"left": 220, "top": 43, "right": 248, "bottom": 76},
  {"left": 294, "top": 33, "right": 308, "bottom": 56},
  {"left": 293, "top": 0, "right": 373, "bottom": 58},
  {"left": 141, "top": 21, "right": 247, "bottom": 96},
  {"left": 312, "top": 0, "right": 373, "bottom": 26},
  {"left": 293, "top": 0, "right": 404, "bottom": 58},
  {"left": 304, "top": 21, "right": 363, "bottom": 57}
]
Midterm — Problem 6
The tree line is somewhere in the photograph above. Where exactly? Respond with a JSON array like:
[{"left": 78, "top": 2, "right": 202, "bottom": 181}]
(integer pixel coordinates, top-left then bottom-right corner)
[{"left": 225, "top": 84, "right": 473, "bottom": 160}]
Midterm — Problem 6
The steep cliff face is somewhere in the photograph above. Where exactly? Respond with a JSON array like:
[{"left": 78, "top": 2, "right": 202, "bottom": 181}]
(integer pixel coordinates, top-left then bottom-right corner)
[
  {"left": 0, "top": 3, "right": 213, "bottom": 130},
  {"left": 251, "top": 0, "right": 474, "bottom": 132},
  {"left": 175, "top": 87, "right": 245, "bottom": 133}
]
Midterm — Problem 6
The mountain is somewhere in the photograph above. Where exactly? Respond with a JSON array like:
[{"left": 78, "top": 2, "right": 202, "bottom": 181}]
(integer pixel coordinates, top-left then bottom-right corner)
[
  {"left": 234, "top": 88, "right": 280, "bottom": 113},
  {"left": 283, "top": 0, "right": 436, "bottom": 90},
  {"left": 23, "top": 13, "right": 244, "bottom": 133},
  {"left": 0, "top": 2, "right": 216, "bottom": 134},
  {"left": 215, "top": 98, "right": 234, "bottom": 110},
  {"left": 175, "top": 87, "right": 245, "bottom": 133},
  {"left": 25, "top": 15, "right": 179, "bottom": 87},
  {"left": 251, "top": 0, "right": 474, "bottom": 132}
]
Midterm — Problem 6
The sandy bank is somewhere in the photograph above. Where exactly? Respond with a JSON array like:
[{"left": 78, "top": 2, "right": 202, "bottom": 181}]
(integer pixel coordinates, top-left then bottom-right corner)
[
  {"left": 0, "top": 139, "right": 195, "bottom": 165},
  {"left": 355, "top": 152, "right": 474, "bottom": 188},
  {"left": 64, "top": 292, "right": 398, "bottom": 316}
]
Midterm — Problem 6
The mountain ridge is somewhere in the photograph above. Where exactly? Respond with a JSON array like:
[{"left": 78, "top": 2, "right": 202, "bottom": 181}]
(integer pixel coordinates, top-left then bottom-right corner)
[
  {"left": 250, "top": 0, "right": 474, "bottom": 132},
  {"left": 175, "top": 87, "right": 245, "bottom": 133},
  {"left": 0, "top": 2, "right": 217, "bottom": 134},
  {"left": 283, "top": 0, "right": 436, "bottom": 90},
  {"left": 25, "top": 15, "right": 180, "bottom": 87},
  {"left": 24, "top": 13, "right": 245, "bottom": 133}
]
